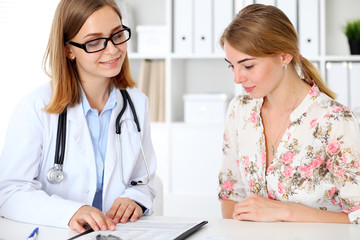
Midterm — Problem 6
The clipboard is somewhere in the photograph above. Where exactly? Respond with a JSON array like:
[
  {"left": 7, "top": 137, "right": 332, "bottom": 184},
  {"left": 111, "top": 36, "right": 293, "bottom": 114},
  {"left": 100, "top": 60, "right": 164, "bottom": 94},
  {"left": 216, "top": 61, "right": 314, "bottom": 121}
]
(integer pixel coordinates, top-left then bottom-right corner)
[{"left": 68, "top": 220, "right": 208, "bottom": 240}]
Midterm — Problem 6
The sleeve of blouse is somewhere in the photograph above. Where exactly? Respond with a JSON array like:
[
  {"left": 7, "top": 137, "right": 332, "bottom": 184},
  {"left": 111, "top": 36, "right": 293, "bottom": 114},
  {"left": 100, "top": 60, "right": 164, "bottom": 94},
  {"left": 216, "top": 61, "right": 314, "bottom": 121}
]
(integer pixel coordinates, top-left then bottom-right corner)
[
  {"left": 329, "top": 111, "right": 360, "bottom": 224},
  {"left": 218, "top": 97, "right": 247, "bottom": 202}
]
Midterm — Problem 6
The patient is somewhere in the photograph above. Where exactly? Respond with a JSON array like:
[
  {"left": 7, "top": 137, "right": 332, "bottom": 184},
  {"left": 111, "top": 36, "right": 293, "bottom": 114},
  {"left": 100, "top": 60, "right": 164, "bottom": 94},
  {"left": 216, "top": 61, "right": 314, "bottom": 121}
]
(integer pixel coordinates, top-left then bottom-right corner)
[{"left": 218, "top": 4, "right": 360, "bottom": 224}]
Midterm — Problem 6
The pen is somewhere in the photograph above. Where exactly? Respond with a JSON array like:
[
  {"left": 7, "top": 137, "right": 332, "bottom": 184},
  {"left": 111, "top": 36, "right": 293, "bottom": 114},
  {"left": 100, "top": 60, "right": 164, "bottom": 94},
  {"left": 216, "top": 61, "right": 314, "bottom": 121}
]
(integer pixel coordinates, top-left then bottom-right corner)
[{"left": 27, "top": 227, "right": 39, "bottom": 240}]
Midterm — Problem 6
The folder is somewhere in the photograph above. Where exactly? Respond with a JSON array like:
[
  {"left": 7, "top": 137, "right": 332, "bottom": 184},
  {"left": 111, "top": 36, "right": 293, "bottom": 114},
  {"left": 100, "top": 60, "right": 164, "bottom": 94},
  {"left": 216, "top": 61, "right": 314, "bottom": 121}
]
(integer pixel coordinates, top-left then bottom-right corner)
[
  {"left": 277, "top": 0, "right": 297, "bottom": 31},
  {"left": 298, "top": 0, "right": 319, "bottom": 56},
  {"left": 194, "top": 0, "right": 212, "bottom": 54},
  {"left": 173, "top": 0, "right": 193, "bottom": 54},
  {"left": 349, "top": 62, "right": 360, "bottom": 113},
  {"left": 326, "top": 62, "right": 349, "bottom": 107},
  {"left": 213, "top": 0, "right": 233, "bottom": 54},
  {"left": 255, "top": 0, "right": 275, "bottom": 5}
]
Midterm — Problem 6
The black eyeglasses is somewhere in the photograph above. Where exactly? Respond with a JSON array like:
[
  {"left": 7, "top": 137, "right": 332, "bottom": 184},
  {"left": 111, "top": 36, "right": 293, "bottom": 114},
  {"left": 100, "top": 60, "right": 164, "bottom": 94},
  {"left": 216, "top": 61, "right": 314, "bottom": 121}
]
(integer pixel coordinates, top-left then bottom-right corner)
[{"left": 68, "top": 25, "right": 131, "bottom": 53}]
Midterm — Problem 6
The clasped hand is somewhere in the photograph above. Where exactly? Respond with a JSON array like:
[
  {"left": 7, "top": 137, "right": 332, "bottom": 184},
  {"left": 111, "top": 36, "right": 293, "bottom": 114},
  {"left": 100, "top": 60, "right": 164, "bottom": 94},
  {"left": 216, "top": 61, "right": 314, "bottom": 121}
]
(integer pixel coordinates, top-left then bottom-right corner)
[
  {"left": 69, "top": 197, "right": 143, "bottom": 233},
  {"left": 232, "top": 193, "right": 288, "bottom": 222}
]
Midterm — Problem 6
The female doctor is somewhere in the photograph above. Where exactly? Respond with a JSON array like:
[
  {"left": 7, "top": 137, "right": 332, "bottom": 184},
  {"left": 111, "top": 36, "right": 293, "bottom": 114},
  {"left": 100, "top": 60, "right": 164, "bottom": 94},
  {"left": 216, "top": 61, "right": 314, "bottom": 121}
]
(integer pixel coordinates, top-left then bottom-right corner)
[{"left": 0, "top": 0, "right": 156, "bottom": 233}]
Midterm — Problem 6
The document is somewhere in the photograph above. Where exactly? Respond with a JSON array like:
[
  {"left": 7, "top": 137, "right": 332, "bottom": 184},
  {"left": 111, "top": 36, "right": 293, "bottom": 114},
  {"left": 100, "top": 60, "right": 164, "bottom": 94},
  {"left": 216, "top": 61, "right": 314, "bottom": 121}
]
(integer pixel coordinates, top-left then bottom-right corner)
[{"left": 71, "top": 220, "right": 208, "bottom": 240}]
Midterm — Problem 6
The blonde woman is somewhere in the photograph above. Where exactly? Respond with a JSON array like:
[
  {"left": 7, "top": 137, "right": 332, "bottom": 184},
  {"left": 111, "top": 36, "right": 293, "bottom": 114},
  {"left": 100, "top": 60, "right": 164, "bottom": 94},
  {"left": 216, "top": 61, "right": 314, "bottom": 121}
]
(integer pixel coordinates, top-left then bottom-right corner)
[
  {"left": 0, "top": 0, "right": 156, "bottom": 233},
  {"left": 218, "top": 4, "right": 360, "bottom": 224}
]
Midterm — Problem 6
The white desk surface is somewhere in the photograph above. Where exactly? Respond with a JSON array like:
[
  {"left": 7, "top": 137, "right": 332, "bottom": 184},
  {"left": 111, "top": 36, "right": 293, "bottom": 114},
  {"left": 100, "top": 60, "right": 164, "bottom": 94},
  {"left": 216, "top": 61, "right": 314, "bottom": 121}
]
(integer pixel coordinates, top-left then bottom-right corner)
[{"left": 1, "top": 215, "right": 360, "bottom": 240}]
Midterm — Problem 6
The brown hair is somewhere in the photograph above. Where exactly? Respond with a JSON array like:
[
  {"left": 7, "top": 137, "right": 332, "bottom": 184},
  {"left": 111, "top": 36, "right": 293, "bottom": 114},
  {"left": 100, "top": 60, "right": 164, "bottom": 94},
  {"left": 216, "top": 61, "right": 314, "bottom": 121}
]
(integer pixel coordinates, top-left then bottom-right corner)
[
  {"left": 43, "top": 0, "right": 136, "bottom": 113},
  {"left": 220, "top": 4, "right": 335, "bottom": 99}
]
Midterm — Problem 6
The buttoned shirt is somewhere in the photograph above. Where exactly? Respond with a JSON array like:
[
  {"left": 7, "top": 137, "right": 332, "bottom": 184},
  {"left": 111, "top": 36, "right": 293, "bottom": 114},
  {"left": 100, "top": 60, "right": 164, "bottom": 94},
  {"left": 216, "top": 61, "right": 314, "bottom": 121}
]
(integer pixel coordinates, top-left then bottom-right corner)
[{"left": 82, "top": 86, "right": 117, "bottom": 210}]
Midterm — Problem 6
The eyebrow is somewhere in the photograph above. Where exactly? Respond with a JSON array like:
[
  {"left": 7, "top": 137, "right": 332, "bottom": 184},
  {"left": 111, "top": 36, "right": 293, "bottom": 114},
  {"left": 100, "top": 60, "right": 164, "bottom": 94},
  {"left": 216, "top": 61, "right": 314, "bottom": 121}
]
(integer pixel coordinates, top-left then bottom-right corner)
[
  {"left": 224, "top": 57, "right": 255, "bottom": 64},
  {"left": 83, "top": 25, "right": 123, "bottom": 39}
]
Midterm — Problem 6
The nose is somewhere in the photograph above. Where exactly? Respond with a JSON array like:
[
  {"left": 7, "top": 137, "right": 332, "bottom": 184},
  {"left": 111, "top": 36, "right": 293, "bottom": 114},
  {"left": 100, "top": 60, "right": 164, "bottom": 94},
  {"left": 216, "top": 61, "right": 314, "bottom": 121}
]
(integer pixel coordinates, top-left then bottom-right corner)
[
  {"left": 104, "top": 39, "right": 121, "bottom": 54},
  {"left": 233, "top": 69, "right": 246, "bottom": 84}
]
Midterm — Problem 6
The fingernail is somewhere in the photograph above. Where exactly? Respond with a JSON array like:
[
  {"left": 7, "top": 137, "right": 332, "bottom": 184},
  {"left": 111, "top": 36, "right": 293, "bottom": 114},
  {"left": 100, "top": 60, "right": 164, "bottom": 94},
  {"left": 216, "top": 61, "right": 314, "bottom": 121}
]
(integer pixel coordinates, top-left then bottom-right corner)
[
  {"left": 94, "top": 225, "right": 99, "bottom": 231},
  {"left": 121, "top": 218, "right": 126, "bottom": 223},
  {"left": 110, "top": 225, "right": 116, "bottom": 231},
  {"left": 101, "top": 225, "right": 107, "bottom": 231},
  {"left": 80, "top": 229, "right": 85, "bottom": 233},
  {"left": 113, "top": 217, "right": 119, "bottom": 223}
]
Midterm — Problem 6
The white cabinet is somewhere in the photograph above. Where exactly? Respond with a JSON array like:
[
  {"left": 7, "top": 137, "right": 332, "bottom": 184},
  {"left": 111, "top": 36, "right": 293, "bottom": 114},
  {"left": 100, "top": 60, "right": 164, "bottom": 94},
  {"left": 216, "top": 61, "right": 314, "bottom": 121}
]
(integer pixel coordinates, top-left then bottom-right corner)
[{"left": 123, "top": 0, "right": 360, "bottom": 218}]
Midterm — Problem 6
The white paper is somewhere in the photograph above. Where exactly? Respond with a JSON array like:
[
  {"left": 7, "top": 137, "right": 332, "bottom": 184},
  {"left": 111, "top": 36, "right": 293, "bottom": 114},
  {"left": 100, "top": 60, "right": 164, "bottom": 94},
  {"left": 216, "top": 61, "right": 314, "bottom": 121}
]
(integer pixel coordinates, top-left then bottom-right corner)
[{"left": 75, "top": 220, "right": 206, "bottom": 240}]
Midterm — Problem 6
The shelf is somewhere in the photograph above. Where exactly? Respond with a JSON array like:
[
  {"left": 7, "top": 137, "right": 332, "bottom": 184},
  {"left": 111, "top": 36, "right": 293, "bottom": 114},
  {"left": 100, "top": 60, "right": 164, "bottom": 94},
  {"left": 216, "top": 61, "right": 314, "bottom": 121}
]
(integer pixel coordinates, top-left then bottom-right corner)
[
  {"left": 128, "top": 52, "right": 166, "bottom": 60},
  {"left": 324, "top": 55, "right": 360, "bottom": 62}
]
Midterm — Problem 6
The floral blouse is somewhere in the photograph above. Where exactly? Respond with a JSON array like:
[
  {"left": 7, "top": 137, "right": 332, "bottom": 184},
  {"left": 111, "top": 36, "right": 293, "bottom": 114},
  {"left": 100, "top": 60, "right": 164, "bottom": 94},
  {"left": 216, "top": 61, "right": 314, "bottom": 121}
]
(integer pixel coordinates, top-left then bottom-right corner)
[{"left": 218, "top": 85, "right": 360, "bottom": 224}]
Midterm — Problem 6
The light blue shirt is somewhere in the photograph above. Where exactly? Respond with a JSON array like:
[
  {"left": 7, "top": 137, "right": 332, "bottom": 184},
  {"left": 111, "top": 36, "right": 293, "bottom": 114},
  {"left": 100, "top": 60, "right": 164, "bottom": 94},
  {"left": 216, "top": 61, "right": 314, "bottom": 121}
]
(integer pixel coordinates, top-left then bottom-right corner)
[{"left": 81, "top": 86, "right": 117, "bottom": 211}]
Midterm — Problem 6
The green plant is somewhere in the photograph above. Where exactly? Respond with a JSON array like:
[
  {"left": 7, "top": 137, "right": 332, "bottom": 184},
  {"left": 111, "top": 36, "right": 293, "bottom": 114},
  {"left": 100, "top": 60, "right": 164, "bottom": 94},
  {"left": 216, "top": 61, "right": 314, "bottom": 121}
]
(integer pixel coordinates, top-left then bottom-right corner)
[{"left": 344, "top": 19, "right": 360, "bottom": 40}]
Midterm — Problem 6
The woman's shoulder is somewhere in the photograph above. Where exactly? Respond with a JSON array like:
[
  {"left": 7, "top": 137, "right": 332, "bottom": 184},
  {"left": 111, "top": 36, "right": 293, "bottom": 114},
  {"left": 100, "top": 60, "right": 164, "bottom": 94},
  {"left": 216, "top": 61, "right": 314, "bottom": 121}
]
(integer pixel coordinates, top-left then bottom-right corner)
[
  {"left": 18, "top": 82, "right": 52, "bottom": 109},
  {"left": 126, "top": 87, "right": 148, "bottom": 103},
  {"left": 229, "top": 93, "right": 261, "bottom": 112}
]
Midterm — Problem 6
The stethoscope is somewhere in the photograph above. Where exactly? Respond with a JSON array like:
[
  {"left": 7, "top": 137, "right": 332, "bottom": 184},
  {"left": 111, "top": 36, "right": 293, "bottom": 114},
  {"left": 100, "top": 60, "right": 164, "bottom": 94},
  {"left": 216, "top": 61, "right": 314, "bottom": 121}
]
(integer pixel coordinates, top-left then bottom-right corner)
[{"left": 47, "top": 89, "right": 150, "bottom": 187}]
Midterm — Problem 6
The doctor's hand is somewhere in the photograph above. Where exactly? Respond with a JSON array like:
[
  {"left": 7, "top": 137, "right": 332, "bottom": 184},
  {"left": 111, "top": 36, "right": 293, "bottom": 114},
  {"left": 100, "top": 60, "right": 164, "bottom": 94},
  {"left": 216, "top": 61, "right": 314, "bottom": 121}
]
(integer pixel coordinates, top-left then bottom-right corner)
[
  {"left": 106, "top": 197, "right": 143, "bottom": 224},
  {"left": 232, "top": 193, "right": 288, "bottom": 222},
  {"left": 69, "top": 205, "right": 116, "bottom": 233}
]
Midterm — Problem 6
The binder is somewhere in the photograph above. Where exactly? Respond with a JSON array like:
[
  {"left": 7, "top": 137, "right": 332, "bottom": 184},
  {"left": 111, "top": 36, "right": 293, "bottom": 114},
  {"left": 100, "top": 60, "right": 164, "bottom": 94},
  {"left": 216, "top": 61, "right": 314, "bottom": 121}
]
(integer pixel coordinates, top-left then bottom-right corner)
[
  {"left": 194, "top": 0, "right": 212, "bottom": 54},
  {"left": 349, "top": 62, "right": 360, "bottom": 112},
  {"left": 298, "top": 0, "right": 319, "bottom": 56},
  {"left": 213, "top": 0, "right": 233, "bottom": 54},
  {"left": 326, "top": 62, "right": 349, "bottom": 107},
  {"left": 276, "top": 0, "right": 297, "bottom": 31},
  {"left": 173, "top": 0, "right": 193, "bottom": 54},
  {"left": 255, "top": 0, "right": 275, "bottom": 5}
]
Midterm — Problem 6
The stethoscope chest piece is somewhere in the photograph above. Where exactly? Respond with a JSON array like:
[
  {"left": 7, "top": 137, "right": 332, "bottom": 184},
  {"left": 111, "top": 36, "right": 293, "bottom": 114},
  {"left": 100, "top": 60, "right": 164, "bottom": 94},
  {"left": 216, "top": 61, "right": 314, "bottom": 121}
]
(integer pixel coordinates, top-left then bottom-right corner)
[{"left": 47, "top": 164, "right": 64, "bottom": 184}]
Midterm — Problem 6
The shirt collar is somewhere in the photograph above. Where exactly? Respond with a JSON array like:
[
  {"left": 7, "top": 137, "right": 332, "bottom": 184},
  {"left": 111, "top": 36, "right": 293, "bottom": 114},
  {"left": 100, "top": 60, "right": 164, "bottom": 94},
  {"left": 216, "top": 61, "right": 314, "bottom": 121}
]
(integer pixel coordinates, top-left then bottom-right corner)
[{"left": 81, "top": 85, "right": 118, "bottom": 116}]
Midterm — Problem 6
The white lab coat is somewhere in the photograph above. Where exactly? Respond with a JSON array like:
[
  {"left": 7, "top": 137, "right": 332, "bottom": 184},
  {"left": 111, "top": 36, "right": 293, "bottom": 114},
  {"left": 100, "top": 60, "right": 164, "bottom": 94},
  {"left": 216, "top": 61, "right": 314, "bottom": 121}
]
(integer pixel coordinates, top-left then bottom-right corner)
[{"left": 0, "top": 83, "right": 157, "bottom": 228}]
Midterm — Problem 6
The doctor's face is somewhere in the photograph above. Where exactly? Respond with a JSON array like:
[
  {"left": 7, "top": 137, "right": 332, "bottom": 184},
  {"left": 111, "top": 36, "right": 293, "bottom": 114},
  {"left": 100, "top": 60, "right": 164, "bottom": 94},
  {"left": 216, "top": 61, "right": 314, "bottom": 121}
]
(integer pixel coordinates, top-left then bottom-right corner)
[
  {"left": 66, "top": 6, "right": 127, "bottom": 83},
  {"left": 223, "top": 41, "right": 284, "bottom": 99}
]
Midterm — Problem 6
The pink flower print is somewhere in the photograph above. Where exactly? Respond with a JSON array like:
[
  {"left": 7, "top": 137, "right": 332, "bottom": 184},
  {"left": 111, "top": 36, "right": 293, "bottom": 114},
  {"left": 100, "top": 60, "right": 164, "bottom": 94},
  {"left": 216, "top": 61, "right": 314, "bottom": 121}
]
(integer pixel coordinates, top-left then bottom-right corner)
[
  {"left": 309, "top": 86, "right": 319, "bottom": 96},
  {"left": 344, "top": 106, "right": 350, "bottom": 111},
  {"left": 323, "top": 113, "right": 332, "bottom": 118},
  {"left": 327, "top": 139, "right": 341, "bottom": 155},
  {"left": 310, "top": 118, "right": 317, "bottom": 129},
  {"left": 327, "top": 161, "right": 333, "bottom": 171},
  {"left": 223, "top": 181, "right": 234, "bottom": 191},
  {"left": 332, "top": 105, "right": 342, "bottom": 113},
  {"left": 249, "top": 179, "right": 253, "bottom": 189},
  {"left": 299, "top": 165, "right": 312, "bottom": 178},
  {"left": 261, "top": 152, "right": 266, "bottom": 166},
  {"left": 341, "top": 154, "right": 347, "bottom": 163},
  {"left": 328, "top": 187, "right": 337, "bottom": 198},
  {"left": 243, "top": 170, "right": 248, "bottom": 177},
  {"left": 282, "top": 152, "right": 295, "bottom": 164},
  {"left": 278, "top": 182, "right": 286, "bottom": 195},
  {"left": 258, "top": 175, "right": 263, "bottom": 181},
  {"left": 309, "top": 156, "right": 324, "bottom": 171},
  {"left": 335, "top": 168, "right": 344, "bottom": 177},
  {"left": 354, "top": 161, "right": 359, "bottom": 169},
  {"left": 243, "top": 156, "right": 250, "bottom": 167},
  {"left": 284, "top": 166, "right": 294, "bottom": 178},
  {"left": 268, "top": 190, "right": 276, "bottom": 200},
  {"left": 221, "top": 195, "right": 228, "bottom": 200},
  {"left": 236, "top": 159, "right": 240, "bottom": 167},
  {"left": 352, "top": 205, "right": 360, "bottom": 212},
  {"left": 223, "top": 133, "right": 229, "bottom": 142},
  {"left": 331, "top": 199, "right": 337, "bottom": 204},
  {"left": 267, "top": 165, "right": 274, "bottom": 174},
  {"left": 251, "top": 111, "right": 257, "bottom": 124}
]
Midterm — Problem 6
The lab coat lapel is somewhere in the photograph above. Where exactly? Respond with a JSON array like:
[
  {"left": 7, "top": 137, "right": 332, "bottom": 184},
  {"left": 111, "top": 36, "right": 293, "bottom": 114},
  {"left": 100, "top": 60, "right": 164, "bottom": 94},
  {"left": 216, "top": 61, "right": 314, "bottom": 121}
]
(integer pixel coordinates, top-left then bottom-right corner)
[
  {"left": 103, "top": 90, "right": 124, "bottom": 196},
  {"left": 66, "top": 103, "right": 96, "bottom": 171}
]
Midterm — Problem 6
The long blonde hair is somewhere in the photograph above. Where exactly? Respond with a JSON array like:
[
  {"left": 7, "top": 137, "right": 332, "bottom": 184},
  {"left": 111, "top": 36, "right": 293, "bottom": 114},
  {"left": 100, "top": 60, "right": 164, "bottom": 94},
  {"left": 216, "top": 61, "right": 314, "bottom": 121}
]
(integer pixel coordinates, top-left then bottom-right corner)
[
  {"left": 43, "top": 0, "right": 136, "bottom": 113},
  {"left": 220, "top": 4, "right": 335, "bottom": 99}
]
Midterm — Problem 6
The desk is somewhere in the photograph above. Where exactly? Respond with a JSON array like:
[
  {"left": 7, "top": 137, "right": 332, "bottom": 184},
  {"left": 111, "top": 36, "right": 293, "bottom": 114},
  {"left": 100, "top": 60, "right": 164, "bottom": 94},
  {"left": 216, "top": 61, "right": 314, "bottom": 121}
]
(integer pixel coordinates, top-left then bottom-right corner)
[{"left": 1, "top": 216, "right": 360, "bottom": 240}]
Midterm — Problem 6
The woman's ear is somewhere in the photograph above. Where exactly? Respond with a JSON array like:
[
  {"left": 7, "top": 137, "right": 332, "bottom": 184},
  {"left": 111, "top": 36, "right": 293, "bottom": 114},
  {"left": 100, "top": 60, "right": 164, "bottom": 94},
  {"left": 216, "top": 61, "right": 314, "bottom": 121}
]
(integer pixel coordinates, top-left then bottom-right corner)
[
  {"left": 64, "top": 45, "right": 75, "bottom": 61},
  {"left": 281, "top": 52, "right": 293, "bottom": 65}
]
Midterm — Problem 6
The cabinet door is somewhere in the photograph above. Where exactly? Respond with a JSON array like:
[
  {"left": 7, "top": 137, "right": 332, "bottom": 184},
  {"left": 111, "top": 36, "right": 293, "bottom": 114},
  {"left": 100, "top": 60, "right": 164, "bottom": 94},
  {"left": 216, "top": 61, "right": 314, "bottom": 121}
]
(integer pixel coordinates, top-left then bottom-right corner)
[{"left": 170, "top": 124, "right": 224, "bottom": 194}]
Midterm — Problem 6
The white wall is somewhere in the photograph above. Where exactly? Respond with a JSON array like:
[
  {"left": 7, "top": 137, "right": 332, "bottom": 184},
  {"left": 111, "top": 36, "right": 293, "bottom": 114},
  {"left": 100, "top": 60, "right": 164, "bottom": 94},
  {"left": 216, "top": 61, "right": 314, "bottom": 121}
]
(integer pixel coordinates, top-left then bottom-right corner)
[{"left": 0, "top": 0, "right": 59, "bottom": 151}]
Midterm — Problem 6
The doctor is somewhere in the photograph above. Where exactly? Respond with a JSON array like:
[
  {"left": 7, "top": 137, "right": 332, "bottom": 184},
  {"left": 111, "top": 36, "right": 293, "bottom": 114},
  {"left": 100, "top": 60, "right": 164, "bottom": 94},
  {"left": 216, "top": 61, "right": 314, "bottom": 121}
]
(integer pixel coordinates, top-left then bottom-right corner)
[{"left": 0, "top": 0, "right": 156, "bottom": 233}]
